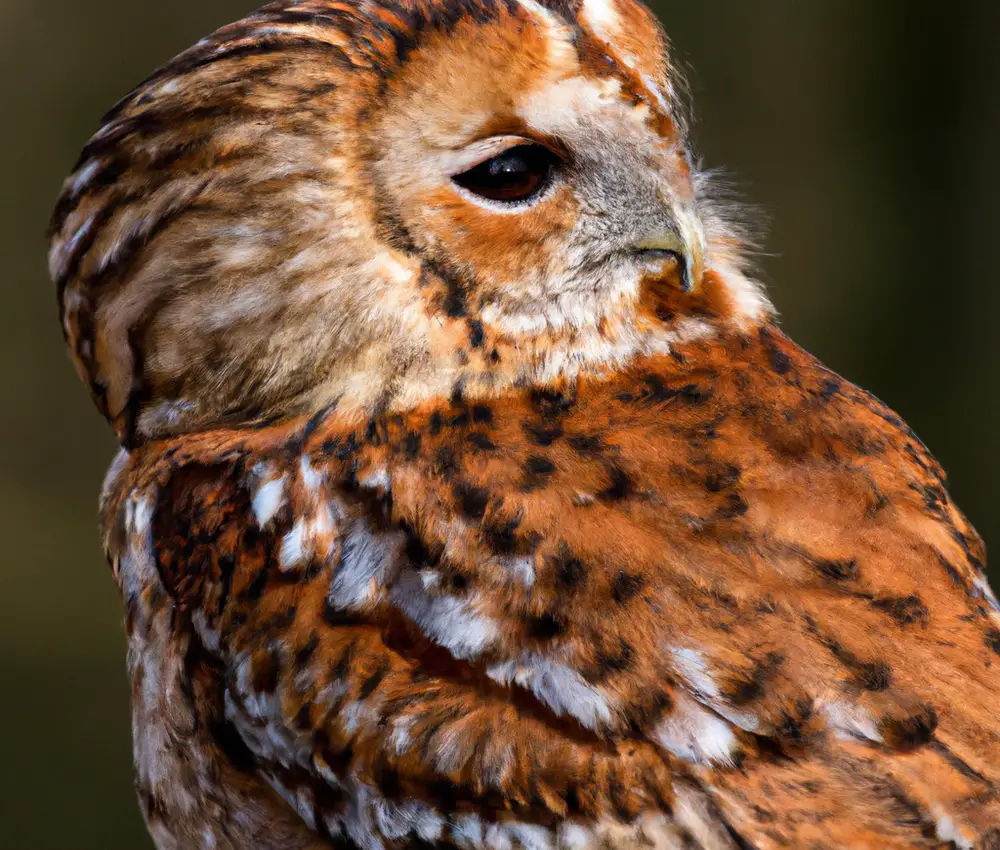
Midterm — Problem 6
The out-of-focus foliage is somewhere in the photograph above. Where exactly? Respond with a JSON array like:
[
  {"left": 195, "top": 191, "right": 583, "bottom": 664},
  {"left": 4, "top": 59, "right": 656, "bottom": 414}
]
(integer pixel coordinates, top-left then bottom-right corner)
[{"left": 1, "top": 0, "right": 996, "bottom": 845}]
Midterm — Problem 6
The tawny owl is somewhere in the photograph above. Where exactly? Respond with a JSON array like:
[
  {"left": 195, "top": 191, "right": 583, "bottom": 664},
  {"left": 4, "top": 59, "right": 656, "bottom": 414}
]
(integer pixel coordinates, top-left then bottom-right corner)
[{"left": 49, "top": 0, "right": 1000, "bottom": 848}]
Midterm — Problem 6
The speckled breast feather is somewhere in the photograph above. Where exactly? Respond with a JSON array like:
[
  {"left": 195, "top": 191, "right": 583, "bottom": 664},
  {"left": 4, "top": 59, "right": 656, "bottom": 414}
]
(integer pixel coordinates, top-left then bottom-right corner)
[{"left": 102, "top": 327, "right": 1000, "bottom": 848}]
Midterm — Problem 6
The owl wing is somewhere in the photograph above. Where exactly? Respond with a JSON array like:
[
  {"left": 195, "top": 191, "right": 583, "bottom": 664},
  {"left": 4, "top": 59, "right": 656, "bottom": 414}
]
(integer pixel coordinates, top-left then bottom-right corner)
[
  {"left": 110, "top": 434, "right": 681, "bottom": 849},
  {"left": 109, "top": 326, "right": 1000, "bottom": 848}
]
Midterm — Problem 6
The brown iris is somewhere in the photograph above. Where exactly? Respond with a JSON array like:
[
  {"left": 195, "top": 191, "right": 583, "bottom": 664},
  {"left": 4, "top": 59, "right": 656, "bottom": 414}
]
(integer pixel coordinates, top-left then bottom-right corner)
[{"left": 453, "top": 143, "right": 559, "bottom": 203}]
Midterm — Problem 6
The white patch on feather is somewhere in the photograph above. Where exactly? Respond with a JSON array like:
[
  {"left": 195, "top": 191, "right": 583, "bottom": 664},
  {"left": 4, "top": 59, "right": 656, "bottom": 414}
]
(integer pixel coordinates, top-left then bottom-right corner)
[
  {"left": 419, "top": 569, "right": 441, "bottom": 590},
  {"left": 296, "top": 786, "right": 317, "bottom": 831},
  {"left": 668, "top": 645, "right": 760, "bottom": 732},
  {"left": 521, "top": 73, "right": 628, "bottom": 143},
  {"left": 580, "top": 0, "right": 620, "bottom": 38},
  {"left": 452, "top": 813, "right": 486, "bottom": 849},
  {"left": 375, "top": 797, "right": 444, "bottom": 842},
  {"left": 487, "top": 653, "right": 616, "bottom": 730},
  {"left": 358, "top": 467, "right": 391, "bottom": 492},
  {"left": 506, "top": 823, "right": 555, "bottom": 850},
  {"left": 137, "top": 399, "right": 197, "bottom": 434},
  {"left": 341, "top": 700, "right": 380, "bottom": 736},
  {"left": 673, "top": 783, "right": 742, "bottom": 850},
  {"left": 513, "top": 0, "right": 568, "bottom": 41},
  {"left": 300, "top": 454, "right": 324, "bottom": 493},
  {"left": 554, "top": 816, "right": 686, "bottom": 850},
  {"left": 505, "top": 556, "right": 536, "bottom": 587},
  {"left": 329, "top": 518, "right": 403, "bottom": 610},
  {"left": 251, "top": 470, "right": 285, "bottom": 527},
  {"left": 719, "top": 266, "right": 771, "bottom": 323},
  {"left": 118, "top": 492, "right": 159, "bottom": 602},
  {"left": 390, "top": 568, "right": 499, "bottom": 660},
  {"left": 712, "top": 703, "right": 760, "bottom": 734},
  {"left": 389, "top": 715, "right": 415, "bottom": 756},
  {"left": 640, "top": 73, "right": 670, "bottom": 112},
  {"left": 973, "top": 574, "right": 1000, "bottom": 616},
  {"left": 50, "top": 214, "right": 94, "bottom": 279},
  {"left": 933, "top": 807, "right": 974, "bottom": 850},
  {"left": 558, "top": 823, "right": 593, "bottom": 850},
  {"left": 819, "top": 699, "right": 884, "bottom": 744},
  {"left": 485, "top": 823, "right": 513, "bottom": 850},
  {"left": 580, "top": 0, "right": 672, "bottom": 110},
  {"left": 191, "top": 609, "right": 221, "bottom": 653},
  {"left": 279, "top": 519, "right": 307, "bottom": 570},
  {"left": 669, "top": 647, "right": 720, "bottom": 697},
  {"left": 155, "top": 78, "right": 181, "bottom": 96},
  {"left": 653, "top": 691, "right": 738, "bottom": 766},
  {"left": 100, "top": 448, "right": 130, "bottom": 511},
  {"left": 430, "top": 722, "right": 476, "bottom": 774},
  {"left": 343, "top": 784, "right": 386, "bottom": 850},
  {"left": 69, "top": 158, "right": 101, "bottom": 196}
]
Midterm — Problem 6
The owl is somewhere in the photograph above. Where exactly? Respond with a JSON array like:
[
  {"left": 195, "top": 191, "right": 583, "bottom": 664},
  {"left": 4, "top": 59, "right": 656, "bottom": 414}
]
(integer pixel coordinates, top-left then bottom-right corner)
[{"left": 49, "top": 0, "right": 1000, "bottom": 848}]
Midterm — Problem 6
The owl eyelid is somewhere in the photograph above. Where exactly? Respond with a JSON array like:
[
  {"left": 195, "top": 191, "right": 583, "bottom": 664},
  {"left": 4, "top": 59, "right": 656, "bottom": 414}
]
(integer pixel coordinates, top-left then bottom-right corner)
[{"left": 444, "top": 135, "right": 564, "bottom": 177}]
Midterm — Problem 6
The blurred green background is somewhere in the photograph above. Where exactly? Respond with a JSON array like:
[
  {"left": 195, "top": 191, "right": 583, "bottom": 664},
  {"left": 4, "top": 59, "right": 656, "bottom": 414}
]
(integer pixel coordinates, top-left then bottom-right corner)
[{"left": 1, "top": 0, "right": 997, "bottom": 846}]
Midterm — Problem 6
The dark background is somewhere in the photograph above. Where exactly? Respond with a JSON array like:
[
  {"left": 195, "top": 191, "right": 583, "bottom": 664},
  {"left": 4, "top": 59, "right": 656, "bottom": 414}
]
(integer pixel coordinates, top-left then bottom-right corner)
[{"left": 2, "top": 0, "right": 997, "bottom": 846}]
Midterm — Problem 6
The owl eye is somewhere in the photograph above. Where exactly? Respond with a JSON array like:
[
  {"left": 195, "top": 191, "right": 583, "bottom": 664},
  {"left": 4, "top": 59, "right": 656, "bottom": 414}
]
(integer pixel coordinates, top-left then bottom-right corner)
[{"left": 452, "top": 144, "right": 560, "bottom": 204}]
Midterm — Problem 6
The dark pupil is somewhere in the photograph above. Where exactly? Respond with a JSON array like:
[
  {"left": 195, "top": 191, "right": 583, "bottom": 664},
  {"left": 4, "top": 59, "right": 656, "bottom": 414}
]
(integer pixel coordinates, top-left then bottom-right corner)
[{"left": 453, "top": 144, "right": 555, "bottom": 203}]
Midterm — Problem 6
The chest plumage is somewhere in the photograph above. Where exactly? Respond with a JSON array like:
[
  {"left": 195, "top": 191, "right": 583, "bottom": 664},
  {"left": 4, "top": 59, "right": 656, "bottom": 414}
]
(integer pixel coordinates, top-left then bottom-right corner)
[{"left": 100, "top": 328, "right": 1000, "bottom": 848}]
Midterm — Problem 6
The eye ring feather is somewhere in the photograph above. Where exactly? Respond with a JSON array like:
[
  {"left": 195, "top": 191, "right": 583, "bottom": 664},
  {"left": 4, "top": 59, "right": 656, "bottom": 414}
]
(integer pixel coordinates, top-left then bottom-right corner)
[{"left": 452, "top": 143, "right": 561, "bottom": 205}]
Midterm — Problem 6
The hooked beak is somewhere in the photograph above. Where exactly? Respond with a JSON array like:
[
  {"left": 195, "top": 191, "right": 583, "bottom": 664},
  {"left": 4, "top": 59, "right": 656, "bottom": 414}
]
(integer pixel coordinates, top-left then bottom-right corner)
[{"left": 635, "top": 207, "right": 706, "bottom": 293}]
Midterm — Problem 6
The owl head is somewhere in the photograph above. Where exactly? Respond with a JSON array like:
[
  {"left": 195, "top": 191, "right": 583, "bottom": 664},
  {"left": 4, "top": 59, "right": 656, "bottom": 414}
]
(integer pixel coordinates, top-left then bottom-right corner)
[{"left": 49, "top": 0, "right": 768, "bottom": 447}]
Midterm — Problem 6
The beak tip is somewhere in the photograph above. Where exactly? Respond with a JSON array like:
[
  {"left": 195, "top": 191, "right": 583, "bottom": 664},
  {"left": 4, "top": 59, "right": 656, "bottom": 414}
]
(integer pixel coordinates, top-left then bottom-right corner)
[{"left": 679, "top": 260, "right": 694, "bottom": 293}]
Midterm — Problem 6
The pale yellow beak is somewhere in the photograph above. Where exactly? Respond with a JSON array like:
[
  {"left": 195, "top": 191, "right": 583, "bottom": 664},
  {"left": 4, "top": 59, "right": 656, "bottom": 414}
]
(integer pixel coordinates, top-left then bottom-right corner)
[{"left": 636, "top": 208, "right": 706, "bottom": 293}]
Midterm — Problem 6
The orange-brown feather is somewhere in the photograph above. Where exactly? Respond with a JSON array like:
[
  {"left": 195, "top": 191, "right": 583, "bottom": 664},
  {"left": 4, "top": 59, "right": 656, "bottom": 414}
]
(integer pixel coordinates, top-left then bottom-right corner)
[{"left": 103, "top": 325, "right": 1000, "bottom": 847}]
